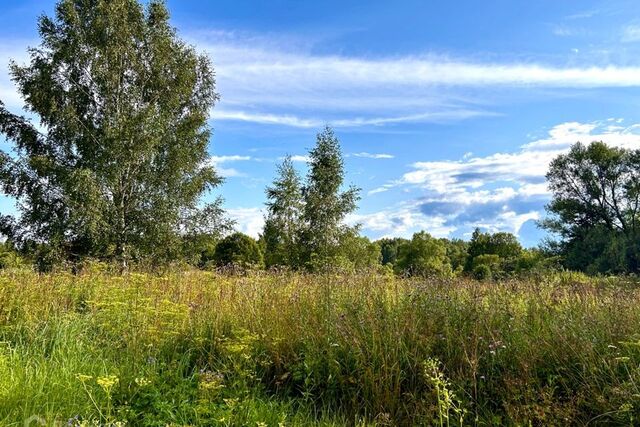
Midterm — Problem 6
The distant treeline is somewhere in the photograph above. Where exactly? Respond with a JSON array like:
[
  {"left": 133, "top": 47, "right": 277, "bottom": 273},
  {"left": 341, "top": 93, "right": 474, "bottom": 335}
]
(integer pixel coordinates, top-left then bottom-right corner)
[{"left": 1, "top": 0, "right": 639, "bottom": 276}]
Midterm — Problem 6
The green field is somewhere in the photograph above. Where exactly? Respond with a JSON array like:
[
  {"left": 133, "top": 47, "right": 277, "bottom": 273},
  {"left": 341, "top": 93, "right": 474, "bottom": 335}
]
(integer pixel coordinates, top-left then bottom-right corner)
[{"left": 1, "top": 269, "right": 639, "bottom": 426}]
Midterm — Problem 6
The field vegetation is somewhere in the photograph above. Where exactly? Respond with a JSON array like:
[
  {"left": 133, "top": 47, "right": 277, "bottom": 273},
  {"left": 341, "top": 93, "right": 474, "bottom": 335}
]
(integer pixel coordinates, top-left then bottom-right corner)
[{"left": 1, "top": 268, "right": 640, "bottom": 426}]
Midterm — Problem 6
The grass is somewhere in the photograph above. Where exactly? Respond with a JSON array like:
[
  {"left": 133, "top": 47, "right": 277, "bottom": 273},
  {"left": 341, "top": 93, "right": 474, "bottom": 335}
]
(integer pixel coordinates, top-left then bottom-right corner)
[{"left": 0, "top": 268, "right": 639, "bottom": 426}]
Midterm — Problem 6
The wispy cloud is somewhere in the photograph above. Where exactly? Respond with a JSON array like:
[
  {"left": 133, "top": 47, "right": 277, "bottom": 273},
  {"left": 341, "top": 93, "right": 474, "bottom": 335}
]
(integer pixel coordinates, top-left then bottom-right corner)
[
  {"left": 6, "top": 32, "right": 640, "bottom": 129},
  {"left": 188, "top": 31, "right": 640, "bottom": 128},
  {"left": 566, "top": 9, "right": 599, "bottom": 20},
  {"left": 207, "top": 154, "right": 253, "bottom": 178},
  {"left": 289, "top": 155, "right": 310, "bottom": 163},
  {"left": 215, "top": 108, "right": 492, "bottom": 128},
  {"left": 350, "top": 152, "right": 394, "bottom": 159}
]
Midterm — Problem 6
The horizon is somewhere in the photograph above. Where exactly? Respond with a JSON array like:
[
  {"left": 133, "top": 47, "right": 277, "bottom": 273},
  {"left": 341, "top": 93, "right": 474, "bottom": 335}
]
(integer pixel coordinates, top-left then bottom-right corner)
[{"left": 3, "top": 0, "right": 640, "bottom": 246}]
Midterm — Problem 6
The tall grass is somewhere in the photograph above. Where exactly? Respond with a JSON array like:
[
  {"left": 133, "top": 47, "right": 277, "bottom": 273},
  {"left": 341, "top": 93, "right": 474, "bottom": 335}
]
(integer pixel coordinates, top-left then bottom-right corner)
[{"left": 0, "top": 269, "right": 639, "bottom": 425}]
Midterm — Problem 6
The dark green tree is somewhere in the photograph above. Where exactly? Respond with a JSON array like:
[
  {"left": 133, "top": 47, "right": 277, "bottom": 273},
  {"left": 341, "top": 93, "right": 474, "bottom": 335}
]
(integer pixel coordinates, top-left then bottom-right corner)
[
  {"left": 299, "top": 126, "right": 360, "bottom": 269},
  {"left": 0, "top": 0, "right": 223, "bottom": 269},
  {"left": 543, "top": 141, "right": 640, "bottom": 273},
  {"left": 262, "top": 156, "right": 304, "bottom": 268},
  {"left": 213, "top": 232, "right": 264, "bottom": 269},
  {"left": 377, "top": 237, "right": 409, "bottom": 266}
]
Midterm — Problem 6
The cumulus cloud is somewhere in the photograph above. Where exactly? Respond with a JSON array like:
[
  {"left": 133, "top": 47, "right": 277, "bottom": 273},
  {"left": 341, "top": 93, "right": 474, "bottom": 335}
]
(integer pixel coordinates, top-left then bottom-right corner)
[
  {"left": 226, "top": 207, "right": 265, "bottom": 238},
  {"left": 361, "top": 119, "right": 640, "bottom": 240},
  {"left": 347, "top": 204, "right": 456, "bottom": 239}
]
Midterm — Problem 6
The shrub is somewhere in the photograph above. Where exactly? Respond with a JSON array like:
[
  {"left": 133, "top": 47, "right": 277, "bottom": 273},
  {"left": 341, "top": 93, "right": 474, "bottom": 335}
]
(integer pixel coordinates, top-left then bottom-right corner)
[
  {"left": 213, "top": 233, "right": 264, "bottom": 269},
  {"left": 472, "top": 264, "right": 492, "bottom": 281}
]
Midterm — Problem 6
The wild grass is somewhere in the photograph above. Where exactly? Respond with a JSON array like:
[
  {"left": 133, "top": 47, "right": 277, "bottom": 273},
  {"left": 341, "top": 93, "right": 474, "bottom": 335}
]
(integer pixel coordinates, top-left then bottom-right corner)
[{"left": 0, "top": 269, "right": 639, "bottom": 425}]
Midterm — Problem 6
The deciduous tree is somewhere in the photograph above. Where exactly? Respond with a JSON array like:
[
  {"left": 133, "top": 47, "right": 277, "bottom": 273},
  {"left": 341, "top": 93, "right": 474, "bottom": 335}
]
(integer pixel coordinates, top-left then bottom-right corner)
[
  {"left": 299, "top": 127, "right": 360, "bottom": 269},
  {"left": 262, "top": 156, "right": 304, "bottom": 268},
  {"left": 0, "top": 0, "right": 223, "bottom": 269},
  {"left": 543, "top": 141, "right": 640, "bottom": 273}
]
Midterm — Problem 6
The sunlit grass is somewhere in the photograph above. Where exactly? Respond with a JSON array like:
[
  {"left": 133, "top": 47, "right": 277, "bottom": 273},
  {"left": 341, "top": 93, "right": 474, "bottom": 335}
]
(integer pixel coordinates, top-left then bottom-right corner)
[{"left": 1, "top": 269, "right": 639, "bottom": 425}]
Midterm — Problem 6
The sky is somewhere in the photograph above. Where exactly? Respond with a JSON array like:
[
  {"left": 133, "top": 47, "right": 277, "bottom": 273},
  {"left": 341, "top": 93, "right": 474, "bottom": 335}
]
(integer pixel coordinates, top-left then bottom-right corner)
[{"left": 2, "top": 1, "right": 640, "bottom": 246}]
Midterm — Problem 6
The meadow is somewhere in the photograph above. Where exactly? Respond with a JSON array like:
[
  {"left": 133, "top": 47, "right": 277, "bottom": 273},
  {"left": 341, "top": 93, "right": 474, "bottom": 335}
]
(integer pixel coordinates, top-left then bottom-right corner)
[{"left": 1, "top": 269, "right": 640, "bottom": 426}]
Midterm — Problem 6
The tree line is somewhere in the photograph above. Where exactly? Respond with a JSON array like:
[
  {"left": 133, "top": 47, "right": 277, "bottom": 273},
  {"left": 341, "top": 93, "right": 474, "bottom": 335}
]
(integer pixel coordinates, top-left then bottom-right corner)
[{"left": 0, "top": 0, "right": 639, "bottom": 276}]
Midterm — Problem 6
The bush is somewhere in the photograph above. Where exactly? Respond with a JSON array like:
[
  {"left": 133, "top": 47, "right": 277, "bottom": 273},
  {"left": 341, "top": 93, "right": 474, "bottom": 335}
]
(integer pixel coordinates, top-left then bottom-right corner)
[
  {"left": 472, "top": 264, "right": 492, "bottom": 281},
  {"left": 213, "top": 232, "right": 264, "bottom": 269}
]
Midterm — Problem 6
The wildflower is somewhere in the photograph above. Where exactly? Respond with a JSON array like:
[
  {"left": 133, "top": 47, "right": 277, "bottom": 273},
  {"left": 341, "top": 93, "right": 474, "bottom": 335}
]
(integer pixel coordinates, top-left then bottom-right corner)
[
  {"left": 256, "top": 422, "right": 267, "bottom": 427},
  {"left": 96, "top": 375, "right": 119, "bottom": 392},
  {"left": 135, "top": 377, "right": 151, "bottom": 387},
  {"left": 66, "top": 415, "right": 80, "bottom": 426},
  {"left": 75, "top": 374, "right": 93, "bottom": 382}
]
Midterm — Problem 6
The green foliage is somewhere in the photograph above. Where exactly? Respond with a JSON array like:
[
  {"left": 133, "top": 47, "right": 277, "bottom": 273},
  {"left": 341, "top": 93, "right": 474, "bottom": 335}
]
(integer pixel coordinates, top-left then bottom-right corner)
[
  {"left": 544, "top": 141, "right": 640, "bottom": 274},
  {"left": 298, "top": 127, "right": 360, "bottom": 270},
  {"left": 441, "top": 238, "right": 468, "bottom": 274},
  {"left": 213, "top": 232, "right": 264, "bottom": 269},
  {"left": 465, "top": 229, "right": 522, "bottom": 277},
  {"left": 395, "top": 231, "right": 452, "bottom": 277},
  {"left": 472, "top": 263, "right": 492, "bottom": 281},
  {"left": 377, "top": 237, "right": 409, "bottom": 266},
  {"left": 334, "top": 231, "right": 381, "bottom": 271},
  {"left": 261, "top": 128, "right": 362, "bottom": 272},
  {"left": 0, "top": 0, "right": 225, "bottom": 270},
  {"left": 262, "top": 156, "right": 304, "bottom": 269},
  {"left": 472, "top": 254, "right": 501, "bottom": 270},
  {"left": 0, "top": 242, "right": 23, "bottom": 269},
  {"left": 515, "top": 248, "right": 560, "bottom": 275},
  {"left": 467, "top": 229, "right": 522, "bottom": 264}
]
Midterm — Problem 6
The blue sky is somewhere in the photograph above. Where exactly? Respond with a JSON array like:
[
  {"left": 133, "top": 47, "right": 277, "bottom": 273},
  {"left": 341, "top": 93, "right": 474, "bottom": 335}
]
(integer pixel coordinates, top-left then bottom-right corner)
[{"left": 3, "top": 1, "right": 640, "bottom": 246}]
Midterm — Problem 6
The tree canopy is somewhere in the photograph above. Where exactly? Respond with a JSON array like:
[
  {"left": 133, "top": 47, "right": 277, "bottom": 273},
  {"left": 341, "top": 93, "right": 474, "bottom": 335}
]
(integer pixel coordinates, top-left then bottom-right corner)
[
  {"left": 0, "top": 0, "right": 223, "bottom": 269},
  {"left": 544, "top": 141, "right": 640, "bottom": 273}
]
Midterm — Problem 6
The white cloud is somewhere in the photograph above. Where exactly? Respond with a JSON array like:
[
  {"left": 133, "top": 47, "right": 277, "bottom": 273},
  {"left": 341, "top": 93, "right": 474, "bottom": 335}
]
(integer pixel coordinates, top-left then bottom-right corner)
[
  {"left": 214, "top": 108, "right": 491, "bottom": 128},
  {"left": 190, "top": 31, "right": 640, "bottom": 128},
  {"left": 348, "top": 204, "right": 456, "bottom": 239},
  {"left": 359, "top": 119, "right": 640, "bottom": 240},
  {"left": 351, "top": 152, "right": 395, "bottom": 159},
  {"left": 0, "top": 40, "right": 32, "bottom": 110},
  {"left": 289, "top": 155, "right": 310, "bottom": 163},
  {"left": 207, "top": 154, "right": 253, "bottom": 178},
  {"left": 400, "top": 119, "right": 640, "bottom": 195},
  {"left": 214, "top": 110, "right": 320, "bottom": 128},
  {"left": 7, "top": 32, "right": 640, "bottom": 130},
  {"left": 227, "top": 207, "right": 265, "bottom": 238}
]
